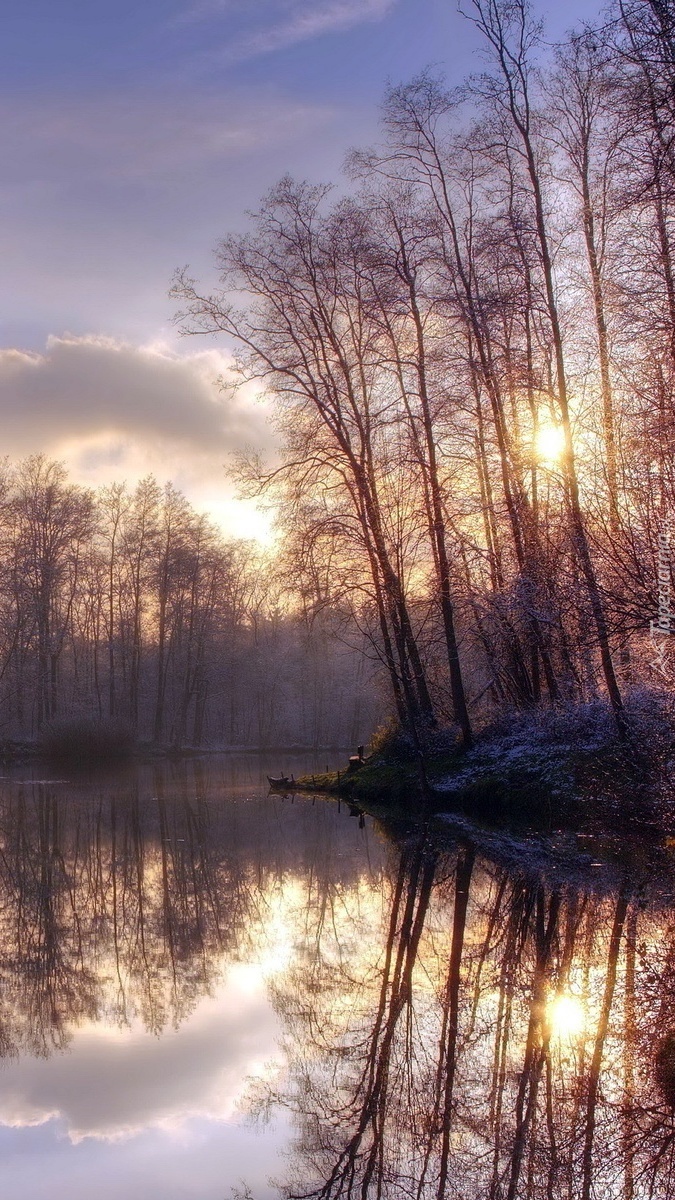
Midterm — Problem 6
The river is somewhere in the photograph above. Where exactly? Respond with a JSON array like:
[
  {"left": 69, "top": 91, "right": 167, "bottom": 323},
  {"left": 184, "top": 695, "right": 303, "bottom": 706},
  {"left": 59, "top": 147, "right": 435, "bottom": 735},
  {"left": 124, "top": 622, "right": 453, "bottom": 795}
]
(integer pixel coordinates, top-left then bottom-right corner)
[{"left": 0, "top": 756, "right": 670, "bottom": 1199}]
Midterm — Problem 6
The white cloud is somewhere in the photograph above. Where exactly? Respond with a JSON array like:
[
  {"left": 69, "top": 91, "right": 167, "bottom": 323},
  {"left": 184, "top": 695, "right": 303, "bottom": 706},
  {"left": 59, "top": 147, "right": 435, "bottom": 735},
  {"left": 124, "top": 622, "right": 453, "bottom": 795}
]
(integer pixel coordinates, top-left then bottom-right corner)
[
  {"left": 0, "top": 965, "right": 281, "bottom": 1142},
  {"left": 181, "top": 0, "right": 398, "bottom": 61},
  {"left": 0, "top": 333, "right": 271, "bottom": 456},
  {"left": 0, "top": 335, "right": 277, "bottom": 538}
]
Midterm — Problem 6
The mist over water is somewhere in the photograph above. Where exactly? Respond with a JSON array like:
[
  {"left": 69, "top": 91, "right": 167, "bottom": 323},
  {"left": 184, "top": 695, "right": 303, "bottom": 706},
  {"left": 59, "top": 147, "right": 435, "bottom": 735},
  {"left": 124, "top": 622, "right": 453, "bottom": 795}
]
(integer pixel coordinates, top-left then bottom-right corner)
[{"left": 0, "top": 758, "right": 670, "bottom": 1199}]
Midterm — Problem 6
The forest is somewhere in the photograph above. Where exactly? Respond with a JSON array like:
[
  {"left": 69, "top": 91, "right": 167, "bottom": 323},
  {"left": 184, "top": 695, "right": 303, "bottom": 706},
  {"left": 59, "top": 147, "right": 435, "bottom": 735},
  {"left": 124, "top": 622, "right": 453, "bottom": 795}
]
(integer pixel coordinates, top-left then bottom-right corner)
[
  {"left": 8, "top": 0, "right": 675, "bottom": 763},
  {"left": 0, "top": 455, "right": 377, "bottom": 749},
  {"left": 172, "top": 0, "right": 675, "bottom": 754}
]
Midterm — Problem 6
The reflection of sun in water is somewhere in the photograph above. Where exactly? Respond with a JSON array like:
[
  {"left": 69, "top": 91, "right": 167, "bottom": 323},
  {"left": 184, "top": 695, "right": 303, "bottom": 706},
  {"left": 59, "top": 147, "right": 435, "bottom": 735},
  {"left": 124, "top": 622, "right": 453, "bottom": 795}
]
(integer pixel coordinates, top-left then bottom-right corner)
[
  {"left": 547, "top": 994, "right": 585, "bottom": 1039},
  {"left": 535, "top": 423, "right": 566, "bottom": 463}
]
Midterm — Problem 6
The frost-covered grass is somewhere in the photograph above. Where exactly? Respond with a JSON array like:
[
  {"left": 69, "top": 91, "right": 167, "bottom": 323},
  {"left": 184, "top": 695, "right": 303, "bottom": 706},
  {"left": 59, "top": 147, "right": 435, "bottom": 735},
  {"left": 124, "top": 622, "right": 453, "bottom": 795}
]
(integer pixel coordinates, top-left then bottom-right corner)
[
  {"left": 430, "top": 691, "right": 674, "bottom": 830},
  {"left": 438, "top": 691, "right": 675, "bottom": 829},
  {"left": 299, "top": 690, "right": 675, "bottom": 833}
]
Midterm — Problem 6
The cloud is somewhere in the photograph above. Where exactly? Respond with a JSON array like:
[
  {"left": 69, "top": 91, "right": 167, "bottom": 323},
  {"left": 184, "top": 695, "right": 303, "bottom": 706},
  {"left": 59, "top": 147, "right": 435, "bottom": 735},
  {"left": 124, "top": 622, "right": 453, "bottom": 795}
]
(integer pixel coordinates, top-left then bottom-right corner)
[
  {"left": 0, "top": 335, "right": 277, "bottom": 536},
  {"left": 0, "top": 965, "right": 280, "bottom": 1142},
  {"left": 181, "top": 0, "right": 397, "bottom": 61},
  {"left": 0, "top": 334, "right": 271, "bottom": 460}
]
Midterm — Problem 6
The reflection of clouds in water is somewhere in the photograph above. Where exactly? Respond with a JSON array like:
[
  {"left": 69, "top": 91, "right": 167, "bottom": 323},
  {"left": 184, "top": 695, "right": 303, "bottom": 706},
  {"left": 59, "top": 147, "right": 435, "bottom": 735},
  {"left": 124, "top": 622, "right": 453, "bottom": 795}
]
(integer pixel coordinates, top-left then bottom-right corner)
[
  {"left": 0, "top": 1115, "right": 287, "bottom": 1200},
  {"left": 0, "top": 965, "right": 281, "bottom": 1142},
  {"left": 0, "top": 767, "right": 381, "bottom": 1198}
]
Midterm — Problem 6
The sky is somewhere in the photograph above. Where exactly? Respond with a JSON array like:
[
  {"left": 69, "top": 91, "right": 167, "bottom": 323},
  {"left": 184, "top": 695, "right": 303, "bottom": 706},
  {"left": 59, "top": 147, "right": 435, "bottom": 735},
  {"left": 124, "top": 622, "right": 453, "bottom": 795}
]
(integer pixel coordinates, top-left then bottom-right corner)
[{"left": 0, "top": 0, "right": 602, "bottom": 538}]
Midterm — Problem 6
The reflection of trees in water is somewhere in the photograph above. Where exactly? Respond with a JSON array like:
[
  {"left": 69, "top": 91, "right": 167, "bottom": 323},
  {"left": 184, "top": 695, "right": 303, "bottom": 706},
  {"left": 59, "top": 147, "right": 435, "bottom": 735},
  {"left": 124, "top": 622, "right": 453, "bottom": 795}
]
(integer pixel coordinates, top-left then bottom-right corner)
[
  {"left": 4, "top": 763, "right": 675, "bottom": 1198},
  {"left": 0, "top": 771, "right": 235, "bottom": 1055},
  {"left": 265, "top": 829, "right": 675, "bottom": 1200},
  {"left": 0, "top": 761, "right": 375, "bottom": 1059}
]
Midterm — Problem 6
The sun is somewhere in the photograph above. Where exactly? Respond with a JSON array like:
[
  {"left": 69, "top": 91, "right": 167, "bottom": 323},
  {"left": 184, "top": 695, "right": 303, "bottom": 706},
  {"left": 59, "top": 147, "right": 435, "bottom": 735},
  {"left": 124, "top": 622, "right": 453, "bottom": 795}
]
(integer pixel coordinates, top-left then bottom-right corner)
[
  {"left": 535, "top": 422, "right": 566, "bottom": 463},
  {"left": 547, "top": 994, "right": 585, "bottom": 1039}
]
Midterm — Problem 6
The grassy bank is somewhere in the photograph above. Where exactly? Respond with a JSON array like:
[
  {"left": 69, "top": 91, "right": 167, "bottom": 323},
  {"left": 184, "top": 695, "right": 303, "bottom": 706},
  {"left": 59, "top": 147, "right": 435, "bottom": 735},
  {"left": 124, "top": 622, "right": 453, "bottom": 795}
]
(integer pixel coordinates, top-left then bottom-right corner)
[{"left": 294, "top": 693, "right": 675, "bottom": 834}]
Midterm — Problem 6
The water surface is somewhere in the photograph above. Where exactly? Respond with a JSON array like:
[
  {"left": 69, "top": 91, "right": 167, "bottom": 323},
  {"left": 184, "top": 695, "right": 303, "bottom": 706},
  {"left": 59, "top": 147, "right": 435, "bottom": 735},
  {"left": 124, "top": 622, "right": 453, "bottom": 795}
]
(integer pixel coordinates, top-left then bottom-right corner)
[{"left": 0, "top": 758, "right": 672, "bottom": 1199}]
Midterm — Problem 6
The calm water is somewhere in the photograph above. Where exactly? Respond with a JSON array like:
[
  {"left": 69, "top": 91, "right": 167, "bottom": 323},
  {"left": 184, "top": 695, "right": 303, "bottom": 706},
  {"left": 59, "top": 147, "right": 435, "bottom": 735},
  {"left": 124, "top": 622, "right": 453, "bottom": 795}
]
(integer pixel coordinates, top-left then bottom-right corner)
[{"left": 0, "top": 757, "right": 673, "bottom": 1199}]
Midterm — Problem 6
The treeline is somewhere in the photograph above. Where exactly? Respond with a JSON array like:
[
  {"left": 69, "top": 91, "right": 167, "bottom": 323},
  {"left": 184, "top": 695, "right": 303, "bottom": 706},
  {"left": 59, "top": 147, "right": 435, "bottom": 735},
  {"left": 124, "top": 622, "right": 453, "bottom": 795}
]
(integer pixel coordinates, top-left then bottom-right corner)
[
  {"left": 176, "top": 0, "right": 675, "bottom": 746},
  {"left": 0, "top": 455, "right": 377, "bottom": 746}
]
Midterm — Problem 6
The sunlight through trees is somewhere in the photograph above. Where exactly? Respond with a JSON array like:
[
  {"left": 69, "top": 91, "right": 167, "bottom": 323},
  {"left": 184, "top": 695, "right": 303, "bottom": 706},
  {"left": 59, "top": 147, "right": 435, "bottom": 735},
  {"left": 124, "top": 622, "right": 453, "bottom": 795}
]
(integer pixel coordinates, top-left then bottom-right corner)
[{"left": 174, "top": 0, "right": 675, "bottom": 747}]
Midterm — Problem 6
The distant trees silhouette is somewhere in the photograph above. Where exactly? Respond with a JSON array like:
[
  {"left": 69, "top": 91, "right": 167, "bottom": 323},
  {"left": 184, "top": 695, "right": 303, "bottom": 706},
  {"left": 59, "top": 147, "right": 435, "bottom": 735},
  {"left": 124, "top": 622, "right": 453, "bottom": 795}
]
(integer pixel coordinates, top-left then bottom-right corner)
[{"left": 0, "top": 454, "right": 377, "bottom": 748}]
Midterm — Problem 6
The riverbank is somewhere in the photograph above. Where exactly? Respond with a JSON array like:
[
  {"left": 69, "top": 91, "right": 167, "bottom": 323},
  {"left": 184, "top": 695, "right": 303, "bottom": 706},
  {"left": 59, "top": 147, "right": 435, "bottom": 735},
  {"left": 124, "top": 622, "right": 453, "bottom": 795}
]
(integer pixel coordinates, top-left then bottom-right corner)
[{"left": 294, "top": 694, "right": 675, "bottom": 835}]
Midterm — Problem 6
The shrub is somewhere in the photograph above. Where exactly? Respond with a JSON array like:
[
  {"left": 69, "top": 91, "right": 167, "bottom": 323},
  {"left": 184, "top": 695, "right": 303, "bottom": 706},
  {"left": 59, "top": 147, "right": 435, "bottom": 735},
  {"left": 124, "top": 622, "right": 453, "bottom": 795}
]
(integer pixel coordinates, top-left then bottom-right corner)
[
  {"left": 368, "top": 719, "right": 417, "bottom": 761},
  {"left": 369, "top": 718, "right": 463, "bottom": 763},
  {"left": 40, "top": 717, "right": 135, "bottom": 765},
  {"left": 656, "top": 1033, "right": 675, "bottom": 1108}
]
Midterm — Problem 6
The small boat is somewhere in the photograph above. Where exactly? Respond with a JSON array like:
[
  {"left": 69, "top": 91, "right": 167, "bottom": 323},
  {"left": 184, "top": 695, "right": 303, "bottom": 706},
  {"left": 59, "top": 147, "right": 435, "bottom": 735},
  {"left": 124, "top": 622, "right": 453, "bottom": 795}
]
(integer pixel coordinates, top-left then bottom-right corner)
[{"left": 267, "top": 774, "right": 295, "bottom": 789}]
